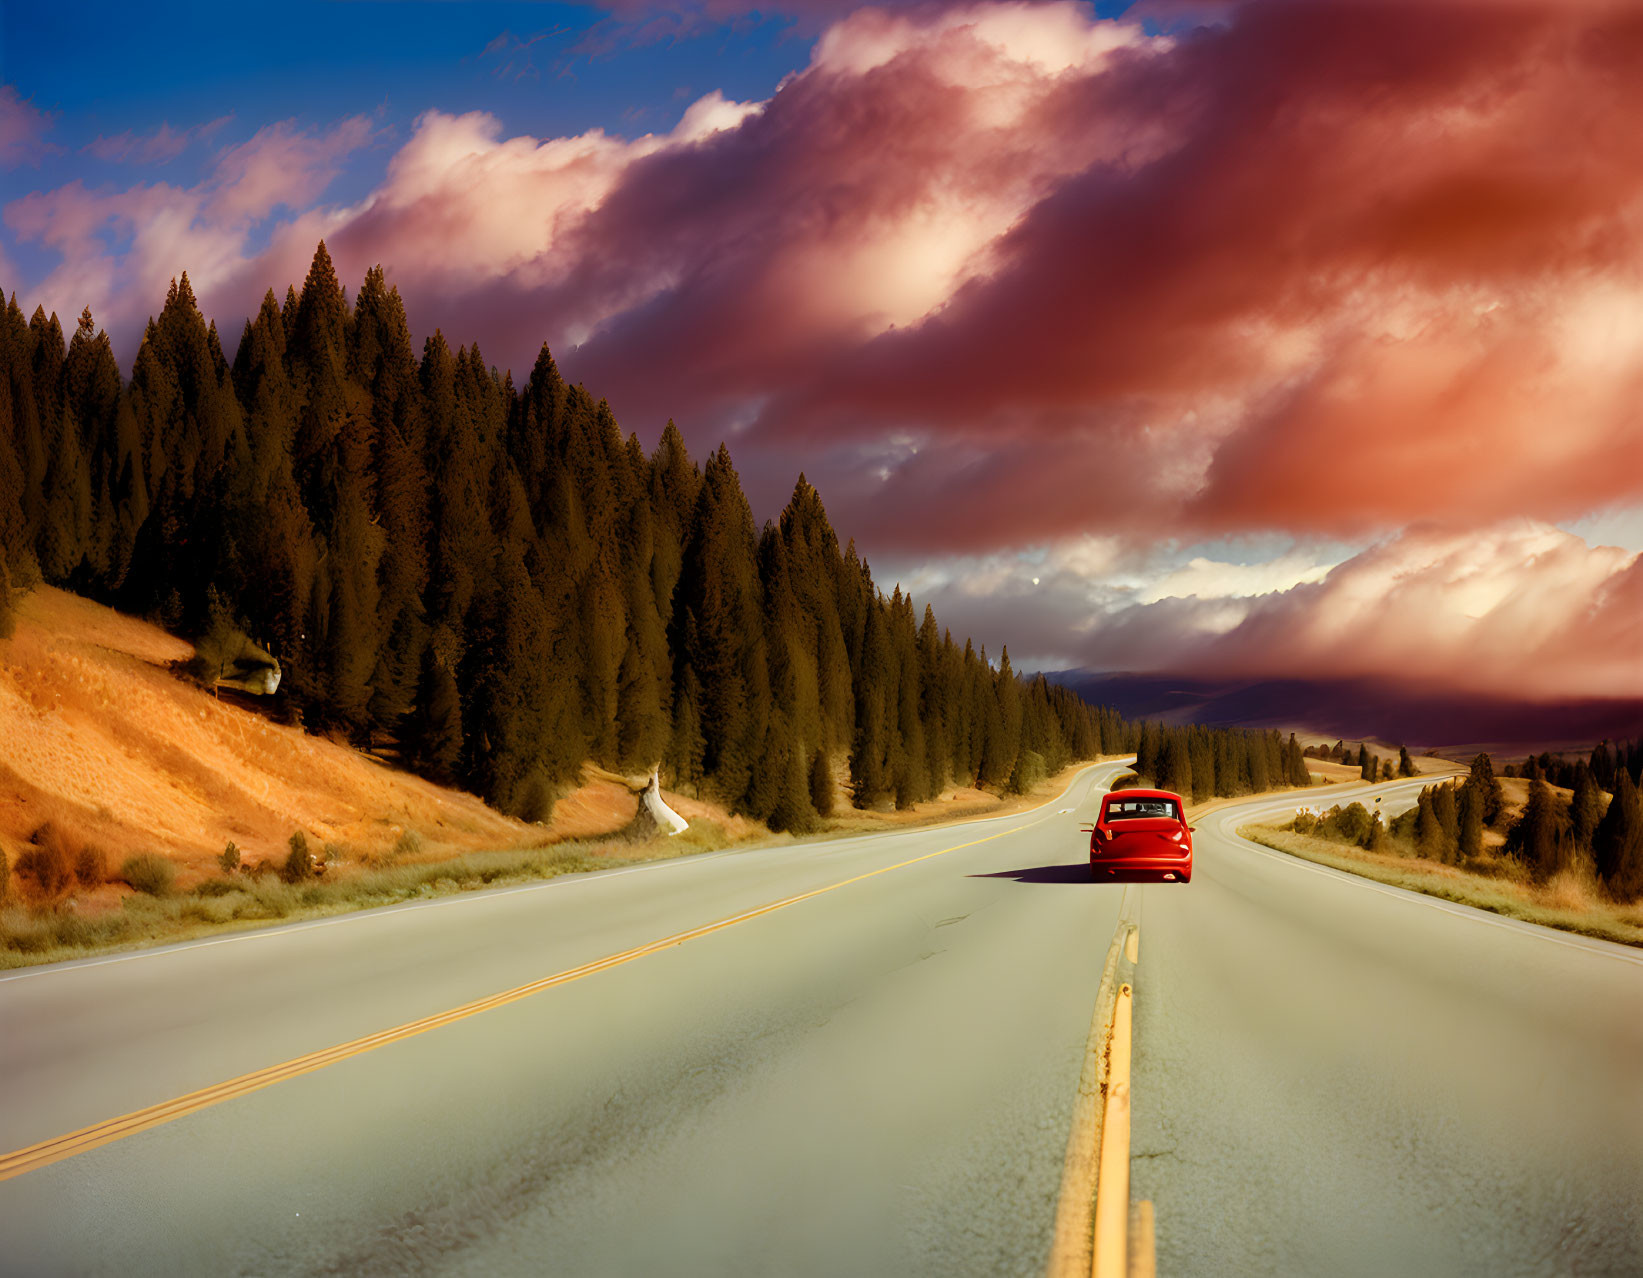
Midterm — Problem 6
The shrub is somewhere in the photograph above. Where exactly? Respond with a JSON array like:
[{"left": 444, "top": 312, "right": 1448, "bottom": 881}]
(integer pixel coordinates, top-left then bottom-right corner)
[
  {"left": 16, "top": 825, "right": 74, "bottom": 900},
  {"left": 119, "top": 853, "right": 176, "bottom": 897},
  {"left": 321, "top": 842, "right": 346, "bottom": 868},
  {"left": 194, "top": 877, "right": 240, "bottom": 898},
  {"left": 75, "top": 844, "right": 108, "bottom": 887},
  {"left": 514, "top": 774, "right": 554, "bottom": 825},
  {"left": 0, "top": 844, "right": 9, "bottom": 903},
  {"left": 1320, "top": 803, "right": 1372, "bottom": 847},
  {"left": 392, "top": 829, "right": 423, "bottom": 860},
  {"left": 218, "top": 841, "right": 241, "bottom": 874},
  {"left": 281, "top": 831, "right": 315, "bottom": 884}
]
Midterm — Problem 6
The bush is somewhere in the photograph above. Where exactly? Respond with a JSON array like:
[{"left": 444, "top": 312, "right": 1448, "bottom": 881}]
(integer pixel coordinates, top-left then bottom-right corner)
[
  {"left": 15, "top": 825, "right": 74, "bottom": 900},
  {"left": 75, "top": 844, "right": 107, "bottom": 887},
  {"left": 281, "top": 831, "right": 315, "bottom": 884},
  {"left": 1320, "top": 803, "right": 1373, "bottom": 847},
  {"left": 0, "top": 844, "right": 9, "bottom": 903},
  {"left": 119, "top": 853, "right": 176, "bottom": 897},
  {"left": 392, "top": 829, "right": 423, "bottom": 860},
  {"left": 194, "top": 877, "right": 240, "bottom": 898},
  {"left": 218, "top": 841, "right": 241, "bottom": 874}
]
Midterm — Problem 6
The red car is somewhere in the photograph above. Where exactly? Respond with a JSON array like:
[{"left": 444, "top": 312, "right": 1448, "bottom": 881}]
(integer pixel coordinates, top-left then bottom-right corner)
[{"left": 1086, "top": 788, "right": 1194, "bottom": 882}]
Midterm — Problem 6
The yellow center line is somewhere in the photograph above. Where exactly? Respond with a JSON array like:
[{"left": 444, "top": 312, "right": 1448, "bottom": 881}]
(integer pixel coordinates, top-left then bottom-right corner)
[{"left": 0, "top": 804, "right": 1068, "bottom": 1183}]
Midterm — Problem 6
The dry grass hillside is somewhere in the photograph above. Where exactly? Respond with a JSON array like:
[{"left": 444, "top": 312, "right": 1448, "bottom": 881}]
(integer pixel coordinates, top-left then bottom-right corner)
[{"left": 0, "top": 588, "right": 739, "bottom": 900}]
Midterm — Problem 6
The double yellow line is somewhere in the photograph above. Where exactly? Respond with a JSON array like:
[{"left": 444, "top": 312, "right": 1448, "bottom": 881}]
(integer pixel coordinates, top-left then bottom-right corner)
[
  {"left": 1, "top": 798, "right": 1072, "bottom": 1183},
  {"left": 1046, "top": 896, "right": 1153, "bottom": 1278}
]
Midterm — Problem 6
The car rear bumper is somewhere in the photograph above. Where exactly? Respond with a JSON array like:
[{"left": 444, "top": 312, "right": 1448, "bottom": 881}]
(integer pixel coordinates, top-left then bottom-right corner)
[{"left": 1089, "top": 855, "right": 1193, "bottom": 881}]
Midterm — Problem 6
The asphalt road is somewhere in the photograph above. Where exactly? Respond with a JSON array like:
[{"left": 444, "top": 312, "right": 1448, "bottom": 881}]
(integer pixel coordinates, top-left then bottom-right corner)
[
  {"left": 2, "top": 765, "right": 1639, "bottom": 1277},
  {"left": 1131, "top": 778, "right": 1643, "bottom": 1277},
  {"left": 0, "top": 762, "right": 1130, "bottom": 1278}
]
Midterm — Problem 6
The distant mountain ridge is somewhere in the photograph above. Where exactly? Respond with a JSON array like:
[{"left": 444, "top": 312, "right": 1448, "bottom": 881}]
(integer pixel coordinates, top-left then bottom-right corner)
[{"left": 1047, "top": 670, "right": 1643, "bottom": 755}]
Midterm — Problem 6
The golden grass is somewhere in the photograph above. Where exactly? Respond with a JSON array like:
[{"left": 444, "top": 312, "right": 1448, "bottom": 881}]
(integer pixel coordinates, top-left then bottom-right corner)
[
  {"left": 0, "top": 836, "right": 700, "bottom": 970},
  {"left": 1239, "top": 824, "right": 1643, "bottom": 949}
]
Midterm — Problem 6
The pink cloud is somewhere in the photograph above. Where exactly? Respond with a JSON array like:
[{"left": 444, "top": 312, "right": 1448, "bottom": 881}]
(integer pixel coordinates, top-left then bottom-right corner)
[
  {"left": 207, "top": 117, "right": 379, "bottom": 222},
  {"left": 7, "top": 0, "right": 1642, "bottom": 570},
  {"left": 0, "top": 84, "right": 55, "bottom": 168},
  {"left": 83, "top": 116, "right": 232, "bottom": 165},
  {"left": 1080, "top": 522, "right": 1643, "bottom": 703},
  {"left": 4, "top": 115, "right": 376, "bottom": 344}
]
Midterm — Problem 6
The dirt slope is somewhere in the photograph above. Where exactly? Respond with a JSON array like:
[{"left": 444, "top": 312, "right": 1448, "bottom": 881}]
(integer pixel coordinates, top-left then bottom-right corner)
[{"left": 0, "top": 588, "right": 725, "bottom": 889}]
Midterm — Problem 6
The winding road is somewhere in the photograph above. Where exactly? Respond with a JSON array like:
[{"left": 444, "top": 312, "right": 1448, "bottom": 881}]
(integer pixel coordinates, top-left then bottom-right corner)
[{"left": 1, "top": 761, "right": 1639, "bottom": 1276}]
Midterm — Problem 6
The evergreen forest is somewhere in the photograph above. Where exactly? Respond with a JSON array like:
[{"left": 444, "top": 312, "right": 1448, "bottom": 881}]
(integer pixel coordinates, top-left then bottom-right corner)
[{"left": 1, "top": 242, "right": 1320, "bottom": 830}]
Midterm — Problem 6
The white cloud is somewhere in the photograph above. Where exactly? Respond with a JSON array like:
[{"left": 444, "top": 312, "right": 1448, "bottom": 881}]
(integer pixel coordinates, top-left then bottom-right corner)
[{"left": 1135, "top": 549, "right": 1340, "bottom": 603}]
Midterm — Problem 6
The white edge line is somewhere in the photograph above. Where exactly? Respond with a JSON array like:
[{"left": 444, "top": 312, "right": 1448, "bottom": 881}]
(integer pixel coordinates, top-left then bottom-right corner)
[{"left": 1219, "top": 808, "right": 1643, "bottom": 967}]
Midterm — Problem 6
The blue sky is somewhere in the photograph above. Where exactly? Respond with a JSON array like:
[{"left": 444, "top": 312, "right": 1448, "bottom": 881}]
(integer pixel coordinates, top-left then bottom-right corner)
[{"left": 0, "top": 1, "right": 811, "bottom": 276}]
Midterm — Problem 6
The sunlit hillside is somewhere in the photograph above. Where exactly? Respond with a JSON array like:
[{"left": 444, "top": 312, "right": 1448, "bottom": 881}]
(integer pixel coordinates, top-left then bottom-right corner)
[{"left": 0, "top": 586, "right": 738, "bottom": 900}]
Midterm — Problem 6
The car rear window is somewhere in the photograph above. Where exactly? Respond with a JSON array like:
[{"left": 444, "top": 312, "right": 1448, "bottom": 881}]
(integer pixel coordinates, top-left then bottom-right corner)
[{"left": 1104, "top": 798, "right": 1181, "bottom": 821}]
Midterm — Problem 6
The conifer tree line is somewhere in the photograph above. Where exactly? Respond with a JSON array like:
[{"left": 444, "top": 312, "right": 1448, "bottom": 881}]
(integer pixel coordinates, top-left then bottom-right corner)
[
  {"left": 1292, "top": 752, "right": 1643, "bottom": 901},
  {"left": 1129, "top": 722, "right": 1313, "bottom": 802},
  {"left": 1503, "top": 740, "right": 1643, "bottom": 792},
  {"left": 2, "top": 242, "right": 1314, "bottom": 828}
]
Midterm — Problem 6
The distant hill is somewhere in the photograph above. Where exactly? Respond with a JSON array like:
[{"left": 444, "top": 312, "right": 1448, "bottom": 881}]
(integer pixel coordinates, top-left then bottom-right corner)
[{"left": 1047, "top": 670, "right": 1643, "bottom": 756}]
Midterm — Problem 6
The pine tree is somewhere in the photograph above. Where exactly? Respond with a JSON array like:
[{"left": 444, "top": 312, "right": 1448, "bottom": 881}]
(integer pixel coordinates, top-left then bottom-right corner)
[
  {"left": 1397, "top": 745, "right": 1415, "bottom": 778},
  {"left": 1568, "top": 765, "right": 1603, "bottom": 854},
  {"left": 809, "top": 748, "right": 835, "bottom": 817},
  {"left": 1504, "top": 779, "right": 1564, "bottom": 882},
  {"left": 781, "top": 476, "right": 853, "bottom": 756},
  {"left": 758, "top": 525, "right": 822, "bottom": 774},
  {"left": 1593, "top": 771, "right": 1643, "bottom": 900},
  {"left": 402, "top": 647, "right": 462, "bottom": 784},
  {"left": 1415, "top": 789, "right": 1446, "bottom": 861},
  {"left": 1457, "top": 785, "right": 1483, "bottom": 860},
  {"left": 674, "top": 445, "right": 769, "bottom": 811},
  {"left": 850, "top": 594, "right": 895, "bottom": 808},
  {"left": 1432, "top": 783, "right": 1459, "bottom": 844},
  {"left": 888, "top": 588, "right": 929, "bottom": 806},
  {"left": 1463, "top": 753, "right": 1505, "bottom": 827},
  {"left": 985, "top": 646, "right": 1023, "bottom": 789},
  {"left": 1164, "top": 733, "right": 1194, "bottom": 798},
  {"left": 917, "top": 604, "right": 951, "bottom": 797}
]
